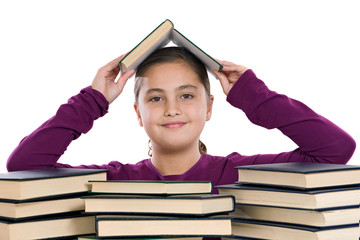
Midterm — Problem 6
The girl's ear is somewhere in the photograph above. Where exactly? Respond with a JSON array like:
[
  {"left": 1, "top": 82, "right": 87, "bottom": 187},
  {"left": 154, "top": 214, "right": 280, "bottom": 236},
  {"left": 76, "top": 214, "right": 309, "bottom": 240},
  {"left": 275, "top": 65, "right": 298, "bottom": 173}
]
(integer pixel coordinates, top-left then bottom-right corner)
[
  {"left": 133, "top": 103, "right": 143, "bottom": 127},
  {"left": 206, "top": 95, "right": 214, "bottom": 121}
]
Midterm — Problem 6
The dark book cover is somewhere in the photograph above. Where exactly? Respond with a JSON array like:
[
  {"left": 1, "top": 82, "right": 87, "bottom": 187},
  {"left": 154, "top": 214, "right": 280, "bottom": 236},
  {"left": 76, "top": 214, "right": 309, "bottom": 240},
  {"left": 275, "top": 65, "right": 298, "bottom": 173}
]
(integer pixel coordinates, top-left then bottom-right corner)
[
  {"left": 0, "top": 212, "right": 87, "bottom": 224},
  {"left": 235, "top": 162, "right": 360, "bottom": 174},
  {"left": 215, "top": 183, "right": 360, "bottom": 195},
  {"left": 232, "top": 218, "right": 359, "bottom": 232},
  {"left": 234, "top": 202, "right": 360, "bottom": 212},
  {"left": 0, "top": 192, "right": 90, "bottom": 203},
  {"left": 0, "top": 168, "right": 108, "bottom": 181},
  {"left": 82, "top": 193, "right": 232, "bottom": 200}
]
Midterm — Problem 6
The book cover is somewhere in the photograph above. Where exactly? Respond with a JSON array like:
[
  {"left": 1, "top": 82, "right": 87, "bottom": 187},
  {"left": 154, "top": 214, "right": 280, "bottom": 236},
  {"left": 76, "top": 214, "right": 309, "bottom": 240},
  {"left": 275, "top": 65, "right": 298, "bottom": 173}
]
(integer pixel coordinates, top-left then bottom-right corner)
[
  {"left": 0, "top": 168, "right": 108, "bottom": 201},
  {"left": 78, "top": 236, "right": 204, "bottom": 240},
  {"left": 0, "top": 193, "right": 87, "bottom": 221},
  {"left": 236, "top": 162, "right": 360, "bottom": 189},
  {"left": 0, "top": 213, "right": 95, "bottom": 240},
  {"left": 231, "top": 218, "right": 359, "bottom": 240},
  {"left": 216, "top": 183, "right": 360, "bottom": 209},
  {"left": 89, "top": 180, "right": 212, "bottom": 195},
  {"left": 95, "top": 215, "right": 232, "bottom": 238},
  {"left": 0, "top": 168, "right": 108, "bottom": 181},
  {"left": 231, "top": 203, "right": 360, "bottom": 227},
  {"left": 82, "top": 194, "right": 234, "bottom": 216},
  {"left": 119, "top": 19, "right": 222, "bottom": 77}
]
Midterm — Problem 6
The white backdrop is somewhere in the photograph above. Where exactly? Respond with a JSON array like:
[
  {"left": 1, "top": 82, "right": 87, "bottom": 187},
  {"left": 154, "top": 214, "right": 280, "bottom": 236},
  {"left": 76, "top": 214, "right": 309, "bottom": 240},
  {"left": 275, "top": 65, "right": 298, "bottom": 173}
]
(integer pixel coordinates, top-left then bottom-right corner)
[{"left": 1, "top": 0, "right": 359, "bottom": 173}]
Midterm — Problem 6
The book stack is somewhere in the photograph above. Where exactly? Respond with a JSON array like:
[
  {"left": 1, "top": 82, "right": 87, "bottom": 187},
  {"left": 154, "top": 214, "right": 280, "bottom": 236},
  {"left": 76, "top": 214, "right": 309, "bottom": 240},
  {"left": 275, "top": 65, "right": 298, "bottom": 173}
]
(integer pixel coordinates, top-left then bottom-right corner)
[
  {"left": 82, "top": 180, "right": 235, "bottom": 239},
  {"left": 216, "top": 162, "right": 360, "bottom": 240},
  {"left": 0, "top": 168, "right": 108, "bottom": 240}
]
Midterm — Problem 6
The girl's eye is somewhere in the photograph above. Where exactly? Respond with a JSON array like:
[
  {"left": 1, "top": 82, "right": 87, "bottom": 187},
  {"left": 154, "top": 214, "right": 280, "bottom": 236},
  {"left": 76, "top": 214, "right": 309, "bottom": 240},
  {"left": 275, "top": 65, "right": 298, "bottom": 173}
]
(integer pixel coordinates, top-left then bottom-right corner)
[
  {"left": 181, "top": 94, "right": 193, "bottom": 99},
  {"left": 149, "top": 96, "right": 163, "bottom": 102}
]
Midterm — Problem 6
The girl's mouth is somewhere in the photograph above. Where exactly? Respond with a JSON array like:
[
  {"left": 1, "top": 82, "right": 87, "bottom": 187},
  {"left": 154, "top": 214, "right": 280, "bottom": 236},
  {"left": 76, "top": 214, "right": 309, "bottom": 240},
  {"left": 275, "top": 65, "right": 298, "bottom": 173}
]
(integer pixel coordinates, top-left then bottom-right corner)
[{"left": 161, "top": 121, "right": 187, "bottom": 129}]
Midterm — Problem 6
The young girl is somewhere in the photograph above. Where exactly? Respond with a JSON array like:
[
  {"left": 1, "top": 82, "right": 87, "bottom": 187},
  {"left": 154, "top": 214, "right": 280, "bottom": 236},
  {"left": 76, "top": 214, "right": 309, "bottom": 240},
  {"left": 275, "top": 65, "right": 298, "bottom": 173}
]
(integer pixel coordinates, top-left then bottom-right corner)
[{"left": 7, "top": 47, "right": 356, "bottom": 193}]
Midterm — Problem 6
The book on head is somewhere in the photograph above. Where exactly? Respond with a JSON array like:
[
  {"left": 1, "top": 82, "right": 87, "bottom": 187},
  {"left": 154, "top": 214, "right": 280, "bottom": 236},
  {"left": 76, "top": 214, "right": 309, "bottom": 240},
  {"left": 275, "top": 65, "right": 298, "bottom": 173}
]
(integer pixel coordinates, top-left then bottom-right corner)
[
  {"left": 89, "top": 180, "right": 212, "bottom": 195},
  {"left": 119, "top": 19, "right": 222, "bottom": 78},
  {"left": 0, "top": 168, "right": 108, "bottom": 201},
  {"left": 82, "top": 194, "right": 234, "bottom": 216},
  {"left": 236, "top": 162, "right": 360, "bottom": 189}
]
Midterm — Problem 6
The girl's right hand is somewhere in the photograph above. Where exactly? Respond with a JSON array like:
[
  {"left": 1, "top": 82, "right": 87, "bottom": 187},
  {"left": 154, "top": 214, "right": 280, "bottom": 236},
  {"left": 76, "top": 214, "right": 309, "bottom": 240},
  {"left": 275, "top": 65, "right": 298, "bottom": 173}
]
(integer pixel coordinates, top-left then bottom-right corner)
[
  {"left": 91, "top": 54, "right": 135, "bottom": 104},
  {"left": 213, "top": 60, "right": 248, "bottom": 96}
]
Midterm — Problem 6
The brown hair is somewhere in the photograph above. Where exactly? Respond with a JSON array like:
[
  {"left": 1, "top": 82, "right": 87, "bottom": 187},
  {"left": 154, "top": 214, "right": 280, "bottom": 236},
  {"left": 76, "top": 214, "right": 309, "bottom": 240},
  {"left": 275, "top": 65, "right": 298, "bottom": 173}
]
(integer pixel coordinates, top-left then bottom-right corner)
[{"left": 135, "top": 47, "right": 210, "bottom": 154}]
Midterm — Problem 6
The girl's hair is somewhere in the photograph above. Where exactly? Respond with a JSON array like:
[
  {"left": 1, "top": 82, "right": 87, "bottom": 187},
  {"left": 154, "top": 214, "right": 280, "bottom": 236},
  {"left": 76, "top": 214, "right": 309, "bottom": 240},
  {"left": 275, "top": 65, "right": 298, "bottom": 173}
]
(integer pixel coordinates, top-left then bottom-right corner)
[{"left": 134, "top": 47, "right": 210, "bottom": 154}]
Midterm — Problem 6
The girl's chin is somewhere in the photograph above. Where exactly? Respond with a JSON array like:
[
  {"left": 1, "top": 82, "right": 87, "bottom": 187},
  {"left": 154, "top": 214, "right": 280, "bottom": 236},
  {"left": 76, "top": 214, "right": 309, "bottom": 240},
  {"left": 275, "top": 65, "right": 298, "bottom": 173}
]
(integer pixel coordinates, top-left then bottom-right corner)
[{"left": 153, "top": 139, "right": 198, "bottom": 152}]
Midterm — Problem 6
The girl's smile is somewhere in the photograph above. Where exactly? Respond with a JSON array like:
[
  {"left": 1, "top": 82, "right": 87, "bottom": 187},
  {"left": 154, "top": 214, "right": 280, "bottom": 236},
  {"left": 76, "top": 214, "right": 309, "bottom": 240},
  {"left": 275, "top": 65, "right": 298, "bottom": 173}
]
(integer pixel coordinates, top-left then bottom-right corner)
[{"left": 161, "top": 121, "right": 187, "bottom": 129}]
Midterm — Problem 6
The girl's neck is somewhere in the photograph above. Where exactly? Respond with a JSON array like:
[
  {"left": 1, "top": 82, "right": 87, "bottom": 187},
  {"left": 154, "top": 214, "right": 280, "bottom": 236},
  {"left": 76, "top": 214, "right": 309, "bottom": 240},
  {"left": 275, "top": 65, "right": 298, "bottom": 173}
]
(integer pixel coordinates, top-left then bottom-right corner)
[{"left": 150, "top": 145, "right": 201, "bottom": 176}]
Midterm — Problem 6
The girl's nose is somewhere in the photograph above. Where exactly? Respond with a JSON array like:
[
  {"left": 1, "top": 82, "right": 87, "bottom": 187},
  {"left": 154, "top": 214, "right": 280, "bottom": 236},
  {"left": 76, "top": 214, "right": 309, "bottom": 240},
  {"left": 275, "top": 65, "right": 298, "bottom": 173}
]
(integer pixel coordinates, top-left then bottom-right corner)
[{"left": 164, "top": 100, "right": 181, "bottom": 117}]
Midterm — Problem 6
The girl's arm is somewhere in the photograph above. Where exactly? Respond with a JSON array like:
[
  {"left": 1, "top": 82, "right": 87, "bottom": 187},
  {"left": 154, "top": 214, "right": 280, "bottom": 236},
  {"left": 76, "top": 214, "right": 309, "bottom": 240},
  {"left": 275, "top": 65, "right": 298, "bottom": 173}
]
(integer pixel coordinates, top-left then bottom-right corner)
[
  {"left": 214, "top": 62, "right": 356, "bottom": 165},
  {"left": 7, "top": 56, "right": 134, "bottom": 171}
]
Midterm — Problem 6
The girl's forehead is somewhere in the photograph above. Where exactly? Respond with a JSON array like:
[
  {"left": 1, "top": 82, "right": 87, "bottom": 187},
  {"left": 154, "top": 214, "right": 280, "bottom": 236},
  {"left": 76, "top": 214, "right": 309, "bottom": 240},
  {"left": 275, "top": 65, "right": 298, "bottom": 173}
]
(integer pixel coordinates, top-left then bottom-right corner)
[{"left": 140, "top": 62, "right": 202, "bottom": 88}]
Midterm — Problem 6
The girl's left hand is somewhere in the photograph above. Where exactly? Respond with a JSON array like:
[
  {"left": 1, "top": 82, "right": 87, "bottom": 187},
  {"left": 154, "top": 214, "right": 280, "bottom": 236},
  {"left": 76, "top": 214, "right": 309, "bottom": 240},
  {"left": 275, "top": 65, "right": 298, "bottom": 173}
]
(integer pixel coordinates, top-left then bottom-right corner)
[{"left": 213, "top": 60, "right": 249, "bottom": 96}]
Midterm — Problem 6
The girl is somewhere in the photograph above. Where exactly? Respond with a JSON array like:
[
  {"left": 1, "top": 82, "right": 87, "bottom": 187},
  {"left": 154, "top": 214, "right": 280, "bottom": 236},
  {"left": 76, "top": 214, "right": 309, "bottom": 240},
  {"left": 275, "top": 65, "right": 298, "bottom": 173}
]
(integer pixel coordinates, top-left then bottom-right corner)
[{"left": 7, "top": 47, "right": 356, "bottom": 193}]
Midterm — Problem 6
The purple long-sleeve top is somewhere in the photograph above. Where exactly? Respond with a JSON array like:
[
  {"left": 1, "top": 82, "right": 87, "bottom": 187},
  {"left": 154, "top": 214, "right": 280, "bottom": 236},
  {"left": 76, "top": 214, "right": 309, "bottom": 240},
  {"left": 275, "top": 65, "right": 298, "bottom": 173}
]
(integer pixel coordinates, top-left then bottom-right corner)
[{"left": 7, "top": 70, "right": 356, "bottom": 193}]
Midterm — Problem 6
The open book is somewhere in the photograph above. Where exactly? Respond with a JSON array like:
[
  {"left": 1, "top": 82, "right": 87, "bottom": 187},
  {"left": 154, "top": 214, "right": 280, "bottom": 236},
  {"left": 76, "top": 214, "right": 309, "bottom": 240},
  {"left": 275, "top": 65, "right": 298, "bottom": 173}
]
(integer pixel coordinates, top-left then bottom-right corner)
[{"left": 119, "top": 19, "right": 222, "bottom": 77}]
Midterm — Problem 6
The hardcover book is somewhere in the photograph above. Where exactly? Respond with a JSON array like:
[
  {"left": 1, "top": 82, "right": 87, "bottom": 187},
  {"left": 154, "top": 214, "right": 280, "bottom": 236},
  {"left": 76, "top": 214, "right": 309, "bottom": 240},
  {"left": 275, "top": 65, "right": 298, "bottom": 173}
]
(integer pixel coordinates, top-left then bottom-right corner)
[
  {"left": 78, "top": 236, "right": 203, "bottom": 240},
  {"left": 231, "top": 203, "right": 360, "bottom": 227},
  {"left": 82, "top": 194, "right": 234, "bottom": 216},
  {"left": 236, "top": 162, "right": 360, "bottom": 189},
  {"left": 216, "top": 183, "right": 360, "bottom": 209},
  {"left": 0, "top": 193, "right": 86, "bottom": 221},
  {"left": 90, "top": 180, "right": 212, "bottom": 195},
  {"left": 119, "top": 19, "right": 222, "bottom": 77},
  {"left": 95, "top": 215, "right": 232, "bottom": 238},
  {"left": 0, "top": 168, "right": 108, "bottom": 201},
  {"left": 0, "top": 213, "right": 95, "bottom": 240},
  {"left": 231, "top": 219, "right": 359, "bottom": 240}
]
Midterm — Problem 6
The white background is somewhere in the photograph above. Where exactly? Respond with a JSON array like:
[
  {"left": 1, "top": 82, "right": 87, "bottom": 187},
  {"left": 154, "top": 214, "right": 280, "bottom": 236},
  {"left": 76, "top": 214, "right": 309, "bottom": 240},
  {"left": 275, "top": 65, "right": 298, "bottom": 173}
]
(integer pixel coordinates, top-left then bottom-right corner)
[{"left": 1, "top": 0, "right": 359, "bottom": 173}]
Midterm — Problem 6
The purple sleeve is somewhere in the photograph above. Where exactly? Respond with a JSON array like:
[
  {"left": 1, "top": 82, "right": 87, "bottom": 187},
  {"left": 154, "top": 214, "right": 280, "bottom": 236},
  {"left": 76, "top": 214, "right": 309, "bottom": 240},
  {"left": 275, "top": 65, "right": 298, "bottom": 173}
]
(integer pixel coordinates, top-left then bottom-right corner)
[
  {"left": 7, "top": 86, "right": 109, "bottom": 171},
  {"left": 226, "top": 70, "right": 356, "bottom": 165}
]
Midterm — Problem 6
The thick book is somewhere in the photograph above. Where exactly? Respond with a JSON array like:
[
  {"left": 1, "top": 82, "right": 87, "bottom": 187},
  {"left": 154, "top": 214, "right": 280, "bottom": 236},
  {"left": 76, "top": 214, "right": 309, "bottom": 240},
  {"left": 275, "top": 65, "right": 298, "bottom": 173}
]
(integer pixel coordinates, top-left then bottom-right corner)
[
  {"left": 0, "top": 213, "right": 95, "bottom": 240},
  {"left": 236, "top": 162, "right": 360, "bottom": 189},
  {"left": 0, "top": 193, "right": 86, "bottom": 221},
  {"left": 78, "top": 236, "right": 203, "bottom": 240},
  {"left": 82, "top": 194, "right": 234, "bottom": 216},
  {"left": 231, "top": 203, "right": 360, "bottom": 227},
  {"left": 0, "top": 168, "right": 107, "bottom": 201},
  {"left": 216, "top": 183, "right": 360, "bottom": 209},
  {"left": 230, "top": 219, "right": 359, "bottom": 240},
  {"left": 90, "top": 180, "right": 212, "bottom": 195},
  {"left": 119, "top": 19, "right": 222, "bottom": 77},
  {"left": 95, "top": 215, "right": 232, "bottom": 238}
]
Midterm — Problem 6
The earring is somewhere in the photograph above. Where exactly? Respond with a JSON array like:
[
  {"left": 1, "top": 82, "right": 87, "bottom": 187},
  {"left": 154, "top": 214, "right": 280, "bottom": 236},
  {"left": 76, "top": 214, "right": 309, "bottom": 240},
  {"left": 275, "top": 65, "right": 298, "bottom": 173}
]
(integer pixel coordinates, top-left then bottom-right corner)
[{"left": 148, "top": 139, "right": 152, "bottom": 157}]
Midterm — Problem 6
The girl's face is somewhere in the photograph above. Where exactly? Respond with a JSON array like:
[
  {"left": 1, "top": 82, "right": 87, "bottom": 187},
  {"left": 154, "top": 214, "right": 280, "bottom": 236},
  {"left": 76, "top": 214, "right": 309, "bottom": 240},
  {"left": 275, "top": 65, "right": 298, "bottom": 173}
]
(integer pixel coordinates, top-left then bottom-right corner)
[{"left": 134, "top": 61, "right": 213, "bottom": 153}]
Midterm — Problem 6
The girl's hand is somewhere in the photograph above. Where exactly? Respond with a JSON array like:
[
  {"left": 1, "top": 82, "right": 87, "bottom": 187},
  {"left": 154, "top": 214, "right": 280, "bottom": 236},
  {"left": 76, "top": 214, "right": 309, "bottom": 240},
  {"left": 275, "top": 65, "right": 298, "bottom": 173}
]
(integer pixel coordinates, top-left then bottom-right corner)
[
  {"left": 213, "top": 60, "right": 249, "bottom": 96},
  {"left": 91, "top": 54, "right": 135, "bottom": 104}
]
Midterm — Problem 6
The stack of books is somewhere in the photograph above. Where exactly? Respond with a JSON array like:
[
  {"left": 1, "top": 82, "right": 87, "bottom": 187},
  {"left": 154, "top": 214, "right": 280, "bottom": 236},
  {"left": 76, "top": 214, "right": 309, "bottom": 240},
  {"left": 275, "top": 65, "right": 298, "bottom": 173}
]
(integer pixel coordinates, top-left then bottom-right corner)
[
  {"left": 82, "top": 180, "right": 235, "bottom": 239},
  {"left": 0, "top": 168, "right": 108, "bottom": 240},
  {"left": 216, "top": 162, "right": 360, "bottom": 240}
]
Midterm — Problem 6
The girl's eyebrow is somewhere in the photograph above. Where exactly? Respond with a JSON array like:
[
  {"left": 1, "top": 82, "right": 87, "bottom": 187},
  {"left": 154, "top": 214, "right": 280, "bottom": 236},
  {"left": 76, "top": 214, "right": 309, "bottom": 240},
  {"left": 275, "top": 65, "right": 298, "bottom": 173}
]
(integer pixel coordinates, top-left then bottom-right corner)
[
  {"left": 145, "top": 88, "right": 164, "bottom": 95},
  {"left": 145, "top": 85, "right": 198, "bottom": 95},
  {"left": 178, "top": 84, "right": 198, "bottom": 91}
]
